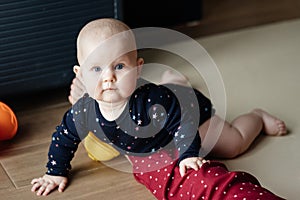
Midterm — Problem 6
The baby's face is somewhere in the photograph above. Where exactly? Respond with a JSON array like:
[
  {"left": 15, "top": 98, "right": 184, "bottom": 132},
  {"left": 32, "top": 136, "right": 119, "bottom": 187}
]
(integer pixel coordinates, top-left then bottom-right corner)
[{"left": 79, "top": 35, "right": 143, "bottom": 103}]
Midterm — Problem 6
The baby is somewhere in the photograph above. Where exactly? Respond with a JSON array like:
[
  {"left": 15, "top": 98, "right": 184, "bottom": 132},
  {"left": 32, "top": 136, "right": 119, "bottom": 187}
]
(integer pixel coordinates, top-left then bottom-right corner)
[{"left": 31, "top": 18, "right": 286, "bottom": 199}]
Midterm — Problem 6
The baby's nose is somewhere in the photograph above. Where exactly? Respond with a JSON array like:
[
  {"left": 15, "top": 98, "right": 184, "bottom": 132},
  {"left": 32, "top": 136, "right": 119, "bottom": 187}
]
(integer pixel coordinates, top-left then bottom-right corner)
[{"left": 102, "top": 68, "right": 116, "bottom": 82}]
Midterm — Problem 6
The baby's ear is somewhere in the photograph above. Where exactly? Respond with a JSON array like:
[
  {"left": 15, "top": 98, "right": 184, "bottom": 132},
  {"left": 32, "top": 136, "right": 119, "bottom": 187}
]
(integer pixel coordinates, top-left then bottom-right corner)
[
  {"left": 73, "top": 65, "right": 81, "bottom": 75},
  {"left": 137, "top": 58, "right": 144, "bottom": 77},
  {"left": 73, "top": 65, "right": 84, "bottom": 82}
]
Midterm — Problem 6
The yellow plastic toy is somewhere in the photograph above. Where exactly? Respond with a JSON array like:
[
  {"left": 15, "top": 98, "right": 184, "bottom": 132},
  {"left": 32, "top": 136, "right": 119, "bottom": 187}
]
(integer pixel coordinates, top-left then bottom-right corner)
[{"left": 84, "top": 132, "right": 120, "bottom": 161}]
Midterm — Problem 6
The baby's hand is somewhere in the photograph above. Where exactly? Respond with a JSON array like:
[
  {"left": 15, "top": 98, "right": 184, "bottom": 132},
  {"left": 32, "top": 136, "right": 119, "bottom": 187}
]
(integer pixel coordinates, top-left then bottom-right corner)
[
  {"left": 31, "top": 174, "right": 68, "bottom": 196},
  {"left": 68, "top": 65, "right": 86, "bottom": 105},
  {"left": 179, "top": 157, "right": 208, "bottom": 177}
]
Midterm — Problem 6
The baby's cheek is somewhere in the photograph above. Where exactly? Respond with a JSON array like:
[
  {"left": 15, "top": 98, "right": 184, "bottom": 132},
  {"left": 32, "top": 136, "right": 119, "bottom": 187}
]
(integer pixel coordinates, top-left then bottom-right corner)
[
  {"left": 83, "top": 76, "right": 101, "bottom": 94},
  {"left": 84, "top": 81, "right": 98, "bottom": 98},
  {"left": 120, "top": 83, "right": 136, "bottom": 98}
]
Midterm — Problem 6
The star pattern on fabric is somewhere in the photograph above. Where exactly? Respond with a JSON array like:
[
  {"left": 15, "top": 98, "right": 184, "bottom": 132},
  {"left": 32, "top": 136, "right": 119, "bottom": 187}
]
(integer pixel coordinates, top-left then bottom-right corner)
[
  {"left": 51, "top": 160, "right": 57, "bottom": 166},
  {"left": 132, "top": 154, "right": 275, "bottom": 200},
  {"left": 174, "top": 132, "right": 179, "bottom": 137}
]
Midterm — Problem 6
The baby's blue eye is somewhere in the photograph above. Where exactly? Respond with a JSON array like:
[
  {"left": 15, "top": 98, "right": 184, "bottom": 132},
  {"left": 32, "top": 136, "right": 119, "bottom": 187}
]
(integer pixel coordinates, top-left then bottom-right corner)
[
  {"left": 93, "top": 66, "right": 102, "bottom": 72},
  {"left": 115, "top": 64, "right": 124, "bottom": 70}
]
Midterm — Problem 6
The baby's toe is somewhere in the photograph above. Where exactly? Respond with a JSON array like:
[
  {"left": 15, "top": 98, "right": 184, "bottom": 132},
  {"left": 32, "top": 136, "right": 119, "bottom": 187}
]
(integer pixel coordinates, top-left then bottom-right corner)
[{"left": 277, "top": 121, "right": 287, "bottom": 135}]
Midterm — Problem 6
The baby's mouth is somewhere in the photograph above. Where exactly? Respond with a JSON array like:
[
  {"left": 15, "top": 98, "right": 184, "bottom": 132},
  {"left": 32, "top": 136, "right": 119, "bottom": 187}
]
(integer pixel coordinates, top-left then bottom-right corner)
[
  {"left": 103, "top": 87, "right": 116, "bottom": 91},
  {"left": 102, "top": 88, "right": 117, "bottom": 94}
]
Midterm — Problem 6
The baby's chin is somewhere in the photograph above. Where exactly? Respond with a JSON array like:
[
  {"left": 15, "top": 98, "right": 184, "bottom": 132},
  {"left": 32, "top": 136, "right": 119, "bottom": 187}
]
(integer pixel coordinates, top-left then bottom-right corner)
[{"left": 95, "top": 96, "right": 127, "bottom": 104}]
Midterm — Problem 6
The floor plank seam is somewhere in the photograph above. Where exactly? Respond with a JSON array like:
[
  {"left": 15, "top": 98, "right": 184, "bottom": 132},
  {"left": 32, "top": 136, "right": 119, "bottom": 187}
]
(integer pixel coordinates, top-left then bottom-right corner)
[
  {"left": 16, "top": 101, "right": 70, "bottom": 115},
  {"left": 0, "top": 161, "right": 18, "bottom": 189},
  {"left": 0, "top": 141, "right": 50, "bottom": 155}
]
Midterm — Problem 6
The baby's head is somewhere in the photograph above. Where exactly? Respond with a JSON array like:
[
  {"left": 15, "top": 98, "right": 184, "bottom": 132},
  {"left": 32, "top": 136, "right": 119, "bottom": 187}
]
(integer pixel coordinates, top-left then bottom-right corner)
[
  {"left": 75, "top": 18, "right": 144, "bottom": 103},
  {"left": 77, "top": 18, "right": 137, "bottom": 66}
]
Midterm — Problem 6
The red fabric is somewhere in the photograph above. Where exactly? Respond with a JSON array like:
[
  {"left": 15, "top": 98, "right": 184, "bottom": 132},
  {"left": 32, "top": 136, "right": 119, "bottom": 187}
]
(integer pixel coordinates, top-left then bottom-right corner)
[{"left": 129, "top": 152, "right": 285, "bottom": 200}]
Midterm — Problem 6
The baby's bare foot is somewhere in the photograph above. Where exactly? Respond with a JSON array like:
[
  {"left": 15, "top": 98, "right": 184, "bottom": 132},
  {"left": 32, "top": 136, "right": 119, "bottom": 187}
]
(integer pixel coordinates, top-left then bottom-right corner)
[{"left": 253, "top": 109, "right": 287, "bottom": 136}]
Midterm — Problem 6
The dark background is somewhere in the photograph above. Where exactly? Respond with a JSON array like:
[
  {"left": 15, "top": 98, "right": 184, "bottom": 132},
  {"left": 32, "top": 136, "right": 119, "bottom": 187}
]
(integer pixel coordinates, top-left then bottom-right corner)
[{"left": 1, "top": 0, "right": 300, "bottom": 104}]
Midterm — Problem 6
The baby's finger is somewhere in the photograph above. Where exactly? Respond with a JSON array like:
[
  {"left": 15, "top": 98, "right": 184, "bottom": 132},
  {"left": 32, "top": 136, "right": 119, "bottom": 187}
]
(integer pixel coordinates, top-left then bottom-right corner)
[
  {"left": 58, "top": 179, "right": 68, "bottom": 192},
  {"left": 196, "top": 159, "right": 203, "bottom": 168},
  {"left": 188, "top": 161, "right": 200, "bottom": 171},
  {"left": 36, "top": 182, "right": 49, "bottom": 196},
  {"left": 31, "top": 177, "right": 45, "bottom": 192},
  {"left": 68, "top": 95, "right": 75, "bottom": 105},
  {"left": 70, "top": 83, "right": 84, "bottom": 98},
  {"left": 179, "top": 164, "right": 187, "bottom": 177},
  {"left": 42, "top": 182, "right": 56, "bottom": 196},
  {"left": 69, "top": 92, "right": 83, "bottom": 105},
  {"left": 31, "top": 182, "right": 41, "bottom": 192},
  {"left": 31, "top": 178, "right": 40, "bottom": 185}
]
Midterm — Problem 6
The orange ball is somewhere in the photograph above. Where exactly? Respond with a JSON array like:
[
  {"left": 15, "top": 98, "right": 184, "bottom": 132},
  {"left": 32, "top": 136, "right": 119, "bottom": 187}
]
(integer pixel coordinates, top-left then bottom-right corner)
[{"left": 0, "top": 102, "right": 18, "bottom": 141}]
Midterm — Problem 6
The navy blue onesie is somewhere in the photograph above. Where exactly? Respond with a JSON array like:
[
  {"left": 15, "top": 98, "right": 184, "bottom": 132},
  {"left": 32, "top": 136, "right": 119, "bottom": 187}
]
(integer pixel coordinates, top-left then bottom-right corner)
[{"left": 46, "top": 79, "right": 215, "bottom": 176}]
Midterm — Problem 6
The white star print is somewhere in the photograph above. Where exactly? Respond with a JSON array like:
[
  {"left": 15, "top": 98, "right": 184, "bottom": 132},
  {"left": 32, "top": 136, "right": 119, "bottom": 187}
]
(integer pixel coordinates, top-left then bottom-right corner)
[
  {"left": 153, "top": 113, "right": 158, "bottom": 119},
  {"left": 51, "top": 160, "right": 57, "bottom": 165},
  {"left": 137, "top": 120, "right": 142, "bottom": 125},
  {"left": 64, "top": 129, "right": 68, "bottom": 134},
  {"left": 174, "top": 132, "right": 179, "bottom": 137}
]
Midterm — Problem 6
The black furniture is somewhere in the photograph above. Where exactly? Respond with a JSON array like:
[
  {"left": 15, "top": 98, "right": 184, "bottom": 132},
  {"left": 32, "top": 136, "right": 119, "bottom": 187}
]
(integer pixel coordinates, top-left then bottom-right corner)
[{"left": 0, "top": 0, "right": 202, "bottom": 98}]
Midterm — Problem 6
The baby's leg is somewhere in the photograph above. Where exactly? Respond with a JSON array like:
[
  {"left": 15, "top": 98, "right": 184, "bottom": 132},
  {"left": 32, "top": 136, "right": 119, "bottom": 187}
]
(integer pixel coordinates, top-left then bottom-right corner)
[
  {"left": 199, "top": 109, "right": 287, "bottom": 158},
  {"left": 133, "top": 159, "right": 284, "bottom": 200}
]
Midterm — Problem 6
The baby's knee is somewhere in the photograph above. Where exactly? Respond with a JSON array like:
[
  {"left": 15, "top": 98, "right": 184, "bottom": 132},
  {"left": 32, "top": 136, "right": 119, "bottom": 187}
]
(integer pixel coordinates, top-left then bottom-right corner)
[
  {"left": 208, "top": 138, "right": 243, "bottom": 159},
  {"left": 224, "top": 143, "right": 243, "bottom": 158}
]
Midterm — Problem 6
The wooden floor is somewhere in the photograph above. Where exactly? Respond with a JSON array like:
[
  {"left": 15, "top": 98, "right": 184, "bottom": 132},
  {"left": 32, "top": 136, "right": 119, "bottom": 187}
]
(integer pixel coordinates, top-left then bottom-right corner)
[{"left": 1, "top": 0, "right": 300, "bottom": 199}]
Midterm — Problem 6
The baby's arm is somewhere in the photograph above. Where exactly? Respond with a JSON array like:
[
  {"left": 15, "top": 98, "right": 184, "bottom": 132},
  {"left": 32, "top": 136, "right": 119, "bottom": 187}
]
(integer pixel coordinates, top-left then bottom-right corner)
[
  {"left": 31, "top": 174, "right": 68, "bottom": 196},
  {"left": 176, "top": 132, "right": 208, "bottom": 177},
  {"left": 31, "top": 109, "right": 81, "bottom": 196}
]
